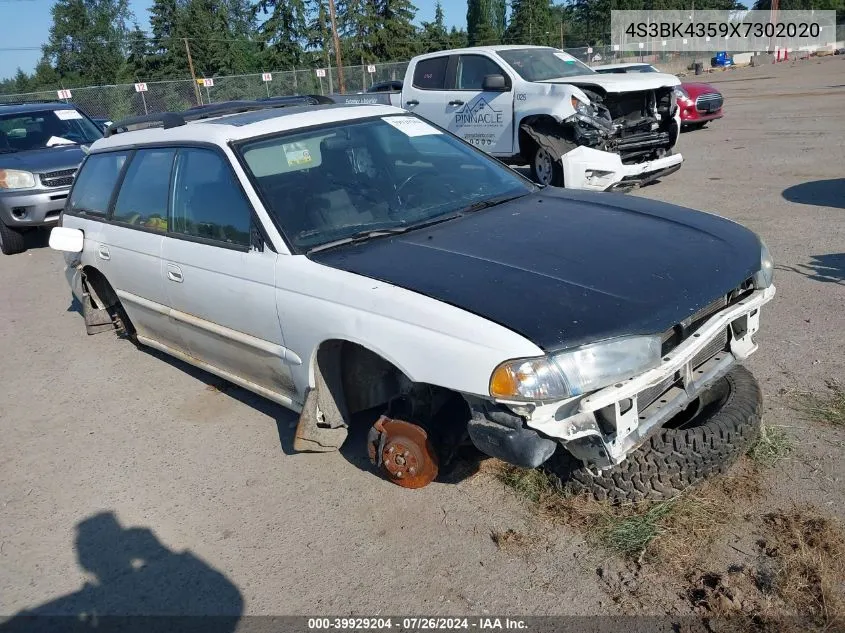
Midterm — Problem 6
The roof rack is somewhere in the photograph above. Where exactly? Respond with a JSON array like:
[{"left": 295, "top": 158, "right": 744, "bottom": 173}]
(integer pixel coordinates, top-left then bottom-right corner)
[{"left": 104, "top": 95, "right": 335, "bottom": 137}]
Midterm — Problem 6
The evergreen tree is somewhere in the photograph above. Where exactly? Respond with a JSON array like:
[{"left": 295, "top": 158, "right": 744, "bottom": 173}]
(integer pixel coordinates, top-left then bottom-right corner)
[
  {"left": 147, "top": 0, "right": 187, "bottom": 78},
  {"left": 467, "top": 0, "right": 502, "bottom": 45},
  {"left": 42, "top": 0, "right": 132, "bottom": 85},
  {"left": 419, "top": 1, "right": 449, "bottom": 53},
  {"left": 505, "top": 0, "right": 556, "bottom": 46},
  {"left": 254, "top": 0, "right": 308, "bottom": 69},
  {"left": 124, "top": 24, "right": 150, "bottom": 79}
]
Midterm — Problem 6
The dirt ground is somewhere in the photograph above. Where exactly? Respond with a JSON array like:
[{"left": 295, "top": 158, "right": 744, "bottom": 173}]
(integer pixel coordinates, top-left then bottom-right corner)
[{"left": 1, "top": 56, "right": 843, "bottom": 622}]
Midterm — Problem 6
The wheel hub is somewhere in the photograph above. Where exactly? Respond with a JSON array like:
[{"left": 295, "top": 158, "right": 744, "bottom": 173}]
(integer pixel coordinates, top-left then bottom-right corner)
[{"left": 367, "top": 416, "right": 439, "bottom": 489}]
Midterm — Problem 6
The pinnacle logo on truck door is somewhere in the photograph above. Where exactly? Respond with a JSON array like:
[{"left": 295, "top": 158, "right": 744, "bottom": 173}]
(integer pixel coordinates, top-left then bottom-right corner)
[{"left": 454, "top": 97, "right": 504, "bottom": 128}]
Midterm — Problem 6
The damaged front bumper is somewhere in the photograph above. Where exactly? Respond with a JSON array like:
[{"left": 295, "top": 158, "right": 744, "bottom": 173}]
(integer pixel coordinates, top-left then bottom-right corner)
[
  {"left": 468, "top": 285, "right": 775, "bottom": 471},
  {"left": 561, "top": 146, "right": 684, "bottom": 192}
]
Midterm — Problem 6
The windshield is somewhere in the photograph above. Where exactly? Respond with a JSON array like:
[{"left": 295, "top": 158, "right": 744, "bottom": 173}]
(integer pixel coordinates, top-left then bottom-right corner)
[
  {"left": 0, "top": 109, "right": 102, "bottom": 152},
  {"left": 238, "top": 115, "right": 535, "bottom": 252},
  {"left": 497, "top": 48, "right": 594, "bottom": 81},
  {"left": 596, "top": 65, "right": 658, "bottom": 74}
]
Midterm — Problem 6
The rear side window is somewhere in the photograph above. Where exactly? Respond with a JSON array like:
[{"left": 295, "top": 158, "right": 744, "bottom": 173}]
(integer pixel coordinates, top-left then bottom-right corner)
[
  {"left": 112, "top": 149, "right": 175, "bottom": 231},
  {"left": 67, "top": 152, "right": 128, "bottom": 217},
  {"left": 412, "top": 57, "right": 449, "bottom": 90},
  {"left": 170, "top": 148, "right": 252, "bottom": 247}
]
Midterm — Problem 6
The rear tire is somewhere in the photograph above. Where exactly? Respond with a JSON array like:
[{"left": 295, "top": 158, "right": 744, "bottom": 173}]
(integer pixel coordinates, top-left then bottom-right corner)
[
  {"left": 0, "top": 222, "right": 27, "bottom": 255},
  {"left": 530, "top": 145, "right": 564, "bottom": 187},
  {"left": 546, "top": 365, "right": 763, "bottom": 503},
  {"left": 687, "top": 122, "right": 708, "bottom": 131}
]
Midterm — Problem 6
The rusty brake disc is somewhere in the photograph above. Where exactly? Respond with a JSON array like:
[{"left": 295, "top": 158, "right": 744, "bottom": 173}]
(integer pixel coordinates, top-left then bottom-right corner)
[{"left": 367, "top": 416, "right": 439, "bottom": 489}]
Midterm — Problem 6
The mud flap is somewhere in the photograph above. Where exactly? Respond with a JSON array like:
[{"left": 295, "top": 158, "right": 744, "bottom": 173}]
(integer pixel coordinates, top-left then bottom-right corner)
[
  {"left": 82, "top": 291, "right": 116, "bottom": 335},
  {"left": 293, "top": 385, "right": 349, "bottom": 453}
]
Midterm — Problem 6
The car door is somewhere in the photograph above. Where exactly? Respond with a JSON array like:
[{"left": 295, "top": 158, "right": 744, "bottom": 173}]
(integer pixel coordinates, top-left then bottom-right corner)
[
  {"left": 92, "top": 148, "right": 185, "bottom": 351},
  {"left": 160, "top": 146, "right": 295, "bottom": 400},
  {"left": 443, "top": 53, "right": 514, "bottom": 156},
  {"left": 401, "top": 55, "right": 450, "bottom": 127}
]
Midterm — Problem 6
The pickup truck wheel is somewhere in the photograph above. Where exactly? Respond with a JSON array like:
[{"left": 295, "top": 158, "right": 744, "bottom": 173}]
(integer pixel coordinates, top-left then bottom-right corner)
[
  {"left": 546, "top": 365, "right": 762, "bottom": 503},
  {"left": 530, "top": 146, "right": 564, "bottom": 187},
  {"left": 0, "top": 222, "right": 27, "bottom": 255}
]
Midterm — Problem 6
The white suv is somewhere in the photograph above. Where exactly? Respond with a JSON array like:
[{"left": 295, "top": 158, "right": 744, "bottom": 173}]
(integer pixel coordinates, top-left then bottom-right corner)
[{"left": 50, "top": 99, "right": 775, "bottom": 500}]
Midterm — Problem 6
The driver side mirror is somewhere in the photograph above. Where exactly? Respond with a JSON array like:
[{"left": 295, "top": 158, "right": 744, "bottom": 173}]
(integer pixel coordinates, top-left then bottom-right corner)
[{"left": 482, "top": 74, "right": 508, "bottom": 91}]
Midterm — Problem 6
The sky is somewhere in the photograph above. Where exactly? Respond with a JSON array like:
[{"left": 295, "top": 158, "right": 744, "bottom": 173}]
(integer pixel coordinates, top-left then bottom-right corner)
[{"left": 0, "top": 0, "right": 466, "bottom": 82}]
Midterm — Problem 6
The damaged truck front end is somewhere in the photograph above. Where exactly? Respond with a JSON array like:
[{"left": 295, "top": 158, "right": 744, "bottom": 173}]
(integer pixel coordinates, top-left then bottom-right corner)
[{"left": 518, "top": 78, "right": 683, "bottom": 191}]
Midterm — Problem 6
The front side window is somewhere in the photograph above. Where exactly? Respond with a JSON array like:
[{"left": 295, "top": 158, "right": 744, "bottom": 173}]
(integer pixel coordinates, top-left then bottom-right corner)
[
  {"left": 497, "top": 48, "right": 594, "bottom": 81},
  {"left": 67, "top": 151, "right": 129, "bottom": 217},
  {"left": 0, "top": 109, "right": 102, "bottom": 152},
  {"left": 456, "top": 55, "right": 509, "bottom": 90},
  {"left": 112, "top": 149, "right": 175, "bottom": 231},
  {"left": 412, "top": 57, "right": 449, "bottom": 90},
  {"left": 238, "top": 116, "right": 535, "bottom": 252},
  {"left": 170, "top": 148, "right": 252, "bottom": 247}
]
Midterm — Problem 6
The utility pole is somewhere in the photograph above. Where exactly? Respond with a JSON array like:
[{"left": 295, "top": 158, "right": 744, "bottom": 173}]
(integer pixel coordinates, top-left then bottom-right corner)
[
  {"left": 184, "top": 38, "right": 201, "bottom": 106},
  {"left": 560, "top": 19, "right": 564, "bottom": 49},
  {"left": 327, "top": 0, "right": 345, "bottom": 93}
]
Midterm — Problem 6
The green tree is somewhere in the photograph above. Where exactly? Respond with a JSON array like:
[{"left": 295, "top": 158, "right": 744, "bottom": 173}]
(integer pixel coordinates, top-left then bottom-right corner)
[
  {"left": 254, "top": 0, "right": 308, "bottom": 69},
  {"left": 123, "top": 24, "right": 150, "bottom": 80},
  {"left": 467, "top": 0, "right": 500, "bottom": 45},
  {"left": 147, "top": 0, "right": 186, "bottom": 78},
  {"left": 419, "top": 1, "right": 449, "bottom": 52},
  {"left": 505, "top": 0, "right": 556, "bottom": 45},
  {"left": 42, "top": 0, "right": 132, "bottom": 85}
]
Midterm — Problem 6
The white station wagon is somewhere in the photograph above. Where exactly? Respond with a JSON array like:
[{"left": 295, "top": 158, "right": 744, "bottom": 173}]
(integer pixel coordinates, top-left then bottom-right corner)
[{"left": 50, "top": 98, "right": 775, "bottom": 500}]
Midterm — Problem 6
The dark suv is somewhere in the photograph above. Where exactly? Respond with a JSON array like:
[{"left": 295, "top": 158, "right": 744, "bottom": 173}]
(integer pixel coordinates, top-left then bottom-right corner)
[{"left": 0, "top": 102, "right": 103, "bottom": 254}]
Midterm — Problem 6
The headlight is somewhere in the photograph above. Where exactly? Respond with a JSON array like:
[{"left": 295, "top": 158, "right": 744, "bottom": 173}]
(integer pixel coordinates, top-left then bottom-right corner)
[
  {"left": 490, "top": 336, "right": 662, "bottom": 401},
  {"left": 753, "top": 240, "right": 774, "bottom": 288},
  {"left": 570, "top": 95, "right": 592, "bottom": 116},
  {"left": 0, "top": 169, "right": 36, "bottom": 190},
  {"left": 673, "top": 87, "right": 692, "bottom": 104}
]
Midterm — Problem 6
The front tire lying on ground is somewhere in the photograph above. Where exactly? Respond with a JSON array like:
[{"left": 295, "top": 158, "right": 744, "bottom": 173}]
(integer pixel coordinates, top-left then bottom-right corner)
[
  {"left": 0, "top": 222, "right": 27, "bottom": 255},
  {"left": 545, "top": 365, "right": 762, "bottom": 503}
]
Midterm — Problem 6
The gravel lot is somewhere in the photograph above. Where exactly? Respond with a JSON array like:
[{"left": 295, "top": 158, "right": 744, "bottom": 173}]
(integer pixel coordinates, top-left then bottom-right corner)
[{"left": 1, "top": 56, "right": 843, "bottom": 620}]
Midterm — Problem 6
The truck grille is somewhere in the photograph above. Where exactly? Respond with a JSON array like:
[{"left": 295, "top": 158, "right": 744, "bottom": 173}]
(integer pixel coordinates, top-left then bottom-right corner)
[
  {"left": 39, "top": 168, "right": 77, "bottom": 188},
  {"left": 695, "top": 93, "right": 723, "bottom": 113}
]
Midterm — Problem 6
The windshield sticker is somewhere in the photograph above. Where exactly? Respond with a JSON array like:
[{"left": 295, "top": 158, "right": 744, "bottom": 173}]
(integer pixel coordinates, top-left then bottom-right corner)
[
  {"left": 383, "top": 116, "right": 442, "bottom": 137},
  {"left": 553, "top": 52, "right": 577, "bottom": 64},
  {"left": 283, "top": 143, "right": 313, "bottom": 166},
  {"left": 54, "top": 109, "right": 84, "bottom": 121}
]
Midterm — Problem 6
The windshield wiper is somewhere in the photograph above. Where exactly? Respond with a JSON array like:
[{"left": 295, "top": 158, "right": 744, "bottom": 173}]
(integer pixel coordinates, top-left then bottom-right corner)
[
  {"left": 0, "top": 147, "right": 19, "bottom": 154},
  {"left": 307, "top": 226, "right": 413, "bottom": 254}
]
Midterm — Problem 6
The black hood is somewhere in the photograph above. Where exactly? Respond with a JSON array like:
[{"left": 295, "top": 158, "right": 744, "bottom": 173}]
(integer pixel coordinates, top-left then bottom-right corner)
[
  {"left": 0, "top": 146, "right": 87, "bottom": 174},
  {"left": 309, "top": 188, "right": 763, "bottom": 352}
]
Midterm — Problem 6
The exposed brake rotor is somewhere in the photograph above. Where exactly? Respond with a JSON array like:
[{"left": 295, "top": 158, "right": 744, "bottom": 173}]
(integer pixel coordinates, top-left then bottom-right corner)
[{"left": 367, "top": 416, "right": 439, "bottom": 489}]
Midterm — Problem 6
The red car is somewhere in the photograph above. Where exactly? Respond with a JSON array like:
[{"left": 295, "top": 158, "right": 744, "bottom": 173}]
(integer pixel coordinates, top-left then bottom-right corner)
[{"left": 593, "top": 63, "right": 723, "bottom": 130}]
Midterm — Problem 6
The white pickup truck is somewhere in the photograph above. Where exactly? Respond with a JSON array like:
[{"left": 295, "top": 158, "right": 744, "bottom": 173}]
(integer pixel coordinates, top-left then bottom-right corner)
[{"left": 332, "top": 45, "right": 684, "bottom": 191}]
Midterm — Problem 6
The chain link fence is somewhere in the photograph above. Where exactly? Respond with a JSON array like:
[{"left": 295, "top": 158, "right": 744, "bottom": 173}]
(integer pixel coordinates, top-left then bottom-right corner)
[
  {"left": 1, "top": 31, "right": 841, "bottom": 120},
  {"left": 0, "top": 60, "right": 411, "bottom": 121}
]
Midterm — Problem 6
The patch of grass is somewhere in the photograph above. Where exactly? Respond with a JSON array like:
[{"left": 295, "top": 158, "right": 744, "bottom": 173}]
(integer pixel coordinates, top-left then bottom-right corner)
[
  {"left": 497, "top": 463, "right": 734, "bottom": 563},
  {"left": 793, "top": 380, "right": 845, "bottom": 427},
  {"left": 496, "top": 463, "right": 559, "bottom": 503},
  {"left": 594, "top": 501, "right": 675, "bottom": 558},
  {"left": 748, "top": 425, "right": 793, "bottom": 467},
  {"left": 761, "top": 508, "right": 845, "bottom": 627}
]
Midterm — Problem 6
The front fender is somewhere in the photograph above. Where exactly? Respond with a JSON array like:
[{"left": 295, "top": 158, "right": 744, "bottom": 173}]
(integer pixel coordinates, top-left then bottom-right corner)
[{"left": 276, "top": 257, "right": 545, "bottom": 400}]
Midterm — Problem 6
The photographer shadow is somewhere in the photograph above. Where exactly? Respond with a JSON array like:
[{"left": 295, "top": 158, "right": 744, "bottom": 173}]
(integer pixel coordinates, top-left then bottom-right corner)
[{"left": 0, "top": 512, "right": 243, "bottom": 633}]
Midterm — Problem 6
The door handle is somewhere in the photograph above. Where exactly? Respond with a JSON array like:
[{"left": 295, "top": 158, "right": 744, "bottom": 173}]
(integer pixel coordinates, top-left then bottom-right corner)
[
  {"left": 97, "top": 245, "right": 110, "bottom": 260},
  {"left": 448, "top": 99, "right": 464, "bottom": 106},
  {"left": 405, "top": 99, "right": 419, "bottom": 106},
  {"left": 166, "top": 264, "right": 183, "bottom": 283}
]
